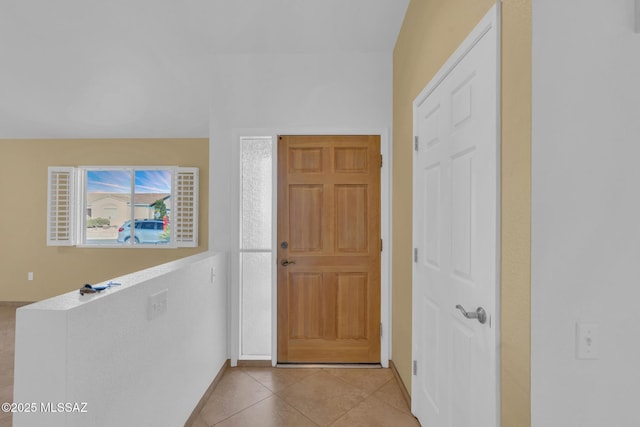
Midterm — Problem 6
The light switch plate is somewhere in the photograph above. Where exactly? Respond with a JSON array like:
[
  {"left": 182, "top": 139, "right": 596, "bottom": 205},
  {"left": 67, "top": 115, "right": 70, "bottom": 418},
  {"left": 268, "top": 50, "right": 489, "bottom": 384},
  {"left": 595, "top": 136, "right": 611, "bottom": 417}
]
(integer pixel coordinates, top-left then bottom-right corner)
[
  {"left": 147, "top": 289, "right": 168, "bottom": 321},
  {"left": 576, "top": 322, "right": 599, "bottom": 360}
]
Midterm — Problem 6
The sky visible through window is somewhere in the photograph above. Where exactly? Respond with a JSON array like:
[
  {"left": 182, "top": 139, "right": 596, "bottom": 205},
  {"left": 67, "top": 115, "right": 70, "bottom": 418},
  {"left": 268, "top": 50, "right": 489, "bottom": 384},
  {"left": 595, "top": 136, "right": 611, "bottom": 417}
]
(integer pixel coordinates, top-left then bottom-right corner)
[
  {"left": 87, "top": 170, "right": 172, "bottom": 193},
  {"left": 84, "top": 169, "right": 173, "bottom": 245}
]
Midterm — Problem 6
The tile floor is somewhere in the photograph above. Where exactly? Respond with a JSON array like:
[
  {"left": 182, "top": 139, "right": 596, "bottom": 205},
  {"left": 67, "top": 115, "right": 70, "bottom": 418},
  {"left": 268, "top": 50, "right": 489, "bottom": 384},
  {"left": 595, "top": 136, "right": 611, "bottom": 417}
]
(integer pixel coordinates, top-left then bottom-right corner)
[
  {"left": 0, "top": 304, "right": 420, "bottom": 427},
  {"left": 191, "top": 367, "right": 420, "bottom": 426}
]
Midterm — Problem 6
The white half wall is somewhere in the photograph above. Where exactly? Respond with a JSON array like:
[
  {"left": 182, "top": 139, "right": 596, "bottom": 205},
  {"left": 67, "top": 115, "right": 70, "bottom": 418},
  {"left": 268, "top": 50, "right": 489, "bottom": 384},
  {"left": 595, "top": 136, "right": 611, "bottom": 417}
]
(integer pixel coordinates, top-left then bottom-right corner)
[
  {"left": 13, "top": 252, "right": 227, "bottom": 427},
  {"left": 532, "top": 1, "right": 640, "bottom": 425}
]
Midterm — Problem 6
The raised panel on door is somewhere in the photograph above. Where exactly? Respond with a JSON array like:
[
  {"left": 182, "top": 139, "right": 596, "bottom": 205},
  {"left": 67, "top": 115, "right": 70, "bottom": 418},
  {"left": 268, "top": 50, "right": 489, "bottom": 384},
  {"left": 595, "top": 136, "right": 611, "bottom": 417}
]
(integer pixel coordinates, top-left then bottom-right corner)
[
  {"left": 289, "top": 147, "right": 323, "bottom": 173},
  {"left": 336, "top": 273, "right": 368, "bottom": 339},
  {"left": 288, "top": 272, "right": 334, "bottom": 339},
  {"left": 424, "top": 164, "right": 441, "bottom": 268},
  {"left": 335, "top": 184, "right": 368, "bottom": 252},
  {"left": 289, "top": 185, "right": 324, "bottom": 252},
  {"left": 451, "top": 148, "right": 475, "bottom": 283},
  {"left": 334, "top": 147, "right": 369, "bottom": 173},
  {"left": 450, "top": 321, "right": 473, "bottom": 427},
  {"left": 420, "top": 296, "right": 441, "bottom": 411},
  {"left": 278, "top": 135, "right": 380, "bottom": 363}
]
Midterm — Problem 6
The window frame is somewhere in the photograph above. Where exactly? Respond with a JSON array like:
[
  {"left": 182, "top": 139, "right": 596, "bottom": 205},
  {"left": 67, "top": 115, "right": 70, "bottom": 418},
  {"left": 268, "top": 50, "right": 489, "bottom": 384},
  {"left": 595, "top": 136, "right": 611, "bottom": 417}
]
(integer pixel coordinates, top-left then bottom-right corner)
[
  {"left": 47, "top": 165, "right": 198, "bottom": 249},
  {"left": 238, "top": 136, "right": 274, "bottom": 359}
]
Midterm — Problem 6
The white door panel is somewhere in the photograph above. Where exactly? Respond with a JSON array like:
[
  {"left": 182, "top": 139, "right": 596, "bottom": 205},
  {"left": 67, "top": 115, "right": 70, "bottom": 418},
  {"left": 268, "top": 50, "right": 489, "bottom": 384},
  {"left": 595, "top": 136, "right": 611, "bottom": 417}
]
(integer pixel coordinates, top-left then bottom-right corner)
[{"left": 412, "top": 5, "right": 499, "bottom": 427}]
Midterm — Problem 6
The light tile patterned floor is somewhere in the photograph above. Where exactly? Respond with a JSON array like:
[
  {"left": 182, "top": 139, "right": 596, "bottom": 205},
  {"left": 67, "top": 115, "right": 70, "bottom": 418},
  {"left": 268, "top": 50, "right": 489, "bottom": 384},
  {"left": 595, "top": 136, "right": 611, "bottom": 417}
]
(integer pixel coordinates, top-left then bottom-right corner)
[
  {"left": 0, "top": 304, "right": 420, "bottom": 427},
  {"left": 192, "top": 367, "right": 420, "bottom": 426}
]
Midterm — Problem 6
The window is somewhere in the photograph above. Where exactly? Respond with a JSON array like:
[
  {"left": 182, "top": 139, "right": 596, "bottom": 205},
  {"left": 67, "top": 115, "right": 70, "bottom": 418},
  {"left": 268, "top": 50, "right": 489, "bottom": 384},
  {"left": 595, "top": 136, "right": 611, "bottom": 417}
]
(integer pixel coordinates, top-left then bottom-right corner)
[
  {"left": 239, "top": 137, "right": 273, "bottom": 359},
  {"left": 47, "top": 166, "right": 198, "bottom": 248}
]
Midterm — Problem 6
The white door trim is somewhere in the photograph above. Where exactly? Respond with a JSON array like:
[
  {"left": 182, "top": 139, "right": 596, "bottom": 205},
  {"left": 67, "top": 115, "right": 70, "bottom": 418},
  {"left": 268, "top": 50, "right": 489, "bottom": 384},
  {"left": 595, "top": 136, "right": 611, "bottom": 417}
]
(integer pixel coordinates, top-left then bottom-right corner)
[
  {"left": 230, "top": 127, "right": 392, "bottom": 368},
  {"left": 411, "top": 3, "right": 501, "bottom": 425}
]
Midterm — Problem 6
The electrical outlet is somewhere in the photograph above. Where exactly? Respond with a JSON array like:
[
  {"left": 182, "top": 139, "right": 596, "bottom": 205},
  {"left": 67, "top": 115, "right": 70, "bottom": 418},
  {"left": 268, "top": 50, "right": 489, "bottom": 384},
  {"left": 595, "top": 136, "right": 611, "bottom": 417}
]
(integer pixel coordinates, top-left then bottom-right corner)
[
  {"left": 147, "top": 290, "right": 168, "bottom": 320},
  {"left": 576, "top": 322, "right": 599, "bottom": 359},
  {"left": 27, "top": 272, "right": 34, "bottom": 281}
]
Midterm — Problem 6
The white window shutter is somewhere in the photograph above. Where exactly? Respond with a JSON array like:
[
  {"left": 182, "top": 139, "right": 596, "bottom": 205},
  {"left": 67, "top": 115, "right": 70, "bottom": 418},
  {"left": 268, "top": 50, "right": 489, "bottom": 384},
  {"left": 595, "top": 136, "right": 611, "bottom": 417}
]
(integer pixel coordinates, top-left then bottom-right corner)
[
  {"left": 174, "top": 168, "right": 199, "bottom": 247},
  {"left": 47, "top": 167, "right": 76, "bottom": 246}
]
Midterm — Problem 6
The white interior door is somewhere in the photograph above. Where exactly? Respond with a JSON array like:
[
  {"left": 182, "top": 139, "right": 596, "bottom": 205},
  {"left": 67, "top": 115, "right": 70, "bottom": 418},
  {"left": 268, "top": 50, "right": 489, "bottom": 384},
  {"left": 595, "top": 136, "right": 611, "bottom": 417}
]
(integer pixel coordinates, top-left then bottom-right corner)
[{"left": 412, "top": 5, "right": 499, "bottom": 427}]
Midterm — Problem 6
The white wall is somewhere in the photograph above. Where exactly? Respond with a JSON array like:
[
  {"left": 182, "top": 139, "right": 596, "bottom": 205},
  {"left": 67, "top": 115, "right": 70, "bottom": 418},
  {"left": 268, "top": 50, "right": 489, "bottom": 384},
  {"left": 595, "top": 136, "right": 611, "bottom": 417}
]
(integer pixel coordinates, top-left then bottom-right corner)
[
  {"left": 209, "top": 51, "right": 392, "bottom": 252},
  {"left": 532, "top": 1, "right": 640, "bottom": 425},
  {"left": 0, "top": 1, "right": 408, "bottom": 139},
  {"left": 208, "top": 52, "right": 393, "bottom": 362},
  {"left": 13, "top": 252, "right": 227, "bottom": 427}
]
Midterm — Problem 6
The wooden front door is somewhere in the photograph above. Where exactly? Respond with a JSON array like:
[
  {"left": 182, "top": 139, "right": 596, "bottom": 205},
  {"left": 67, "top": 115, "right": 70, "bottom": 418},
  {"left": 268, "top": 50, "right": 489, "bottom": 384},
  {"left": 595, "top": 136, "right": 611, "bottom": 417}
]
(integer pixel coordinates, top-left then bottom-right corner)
[{"left": 277, "top": 135, "right": 381, "bottom": 363}]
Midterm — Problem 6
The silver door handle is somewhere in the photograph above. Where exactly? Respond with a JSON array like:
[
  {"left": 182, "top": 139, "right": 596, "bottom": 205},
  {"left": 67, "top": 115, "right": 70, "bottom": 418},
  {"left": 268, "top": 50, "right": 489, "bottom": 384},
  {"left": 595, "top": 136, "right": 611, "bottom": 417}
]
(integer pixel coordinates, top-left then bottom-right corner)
[
  {"left": 455, "top": 305, "right": 487, "bottom": 324},
  {"left": 281, "top": 259, "right": 296, "bottom": 267}
]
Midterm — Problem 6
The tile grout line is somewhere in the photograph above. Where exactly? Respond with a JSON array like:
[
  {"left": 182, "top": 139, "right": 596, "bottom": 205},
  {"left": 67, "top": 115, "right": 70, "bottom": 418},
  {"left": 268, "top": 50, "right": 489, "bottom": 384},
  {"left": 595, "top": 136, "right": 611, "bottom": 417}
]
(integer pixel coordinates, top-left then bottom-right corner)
[
  {"left": 321, "top": 372, "right": 375, "bottom": 425},
  {"left": 242, "top": 367, "right": 321, "bottom": 396},
  {"left": 272, "top": 370, "right": 371, "bottom": 426},
  {"left": 241, "top": 368, "right": 326, "bottom": 426},
  {"left": 201, "top": 369, "right": 274, "bottom": 426},
  {"left": 271, "top": 393, "right": 323, "bottom": 427},
  {"left": 209, "top": 392, "right": 275, "bottom": 426},
  {"left": 324, "top": 369, "right": 396, "bottom": 398},
  {"left": 274, "top": 369, "right": 401, "bottom": 425},
  {"left": 323, "top": 373, "right": 413, "bottom": 425},
  {"left": 328, "top": 393, "right": 417, "bottom": 427},
  {"left": 209, "top": 368, "right": 332, "bottom": 426},
  {"left": 272, "top": 370, "right": 327, "bottom": 399},
  {"left": 209, "top": 391, "right": 322, "bottom": 427}
]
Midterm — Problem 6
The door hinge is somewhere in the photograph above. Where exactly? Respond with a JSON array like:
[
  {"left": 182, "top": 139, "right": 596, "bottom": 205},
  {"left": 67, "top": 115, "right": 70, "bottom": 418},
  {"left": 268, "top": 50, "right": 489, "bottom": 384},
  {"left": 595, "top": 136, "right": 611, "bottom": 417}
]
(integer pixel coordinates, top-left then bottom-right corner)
[
  {"left": 380, "top": 238, "right": 383, "bottom": 252},
  {"left": 380, "top": 154, "right": 383, "bottom": 168},
  {"left": 414, "top": 248, "right": 418, "bottom": 263},
  {"left": 413, "top": 360, "right": 418, "bottom": 376},
  {"left": 414, "top": 136, "right": 419, "bottom": 151},
  {"left": 380, "top": 322, "right": 383, "bottom": 338}
]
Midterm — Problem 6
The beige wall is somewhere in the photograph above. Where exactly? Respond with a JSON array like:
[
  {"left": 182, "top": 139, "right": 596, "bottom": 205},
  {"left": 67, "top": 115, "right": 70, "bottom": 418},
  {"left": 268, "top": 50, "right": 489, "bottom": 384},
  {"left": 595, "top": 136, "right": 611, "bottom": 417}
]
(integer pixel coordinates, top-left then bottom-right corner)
[
  {"left": 0, "top": 139, "right": 209, "bottom": 302},
  {"left": 392, "top": 1, "right": 531, "bottom": 426}
]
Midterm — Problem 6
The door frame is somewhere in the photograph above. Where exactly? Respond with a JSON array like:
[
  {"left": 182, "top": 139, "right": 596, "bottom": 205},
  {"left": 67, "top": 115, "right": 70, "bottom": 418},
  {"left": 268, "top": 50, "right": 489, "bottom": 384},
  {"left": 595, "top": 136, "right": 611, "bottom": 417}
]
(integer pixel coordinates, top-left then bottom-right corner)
[
  {"left": 230, "top": 127, "right": 392, "bottom": 368},
  {"left": 411, "top": 3, "right": 501, "bottom": 424}
]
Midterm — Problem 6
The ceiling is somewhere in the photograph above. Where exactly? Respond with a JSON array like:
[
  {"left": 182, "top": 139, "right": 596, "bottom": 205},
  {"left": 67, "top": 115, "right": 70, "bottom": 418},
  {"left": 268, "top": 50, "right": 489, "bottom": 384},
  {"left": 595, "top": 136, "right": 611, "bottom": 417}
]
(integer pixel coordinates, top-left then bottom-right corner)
[{"left": 0, "top": 0, "right": 409, "bottom": 138}]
